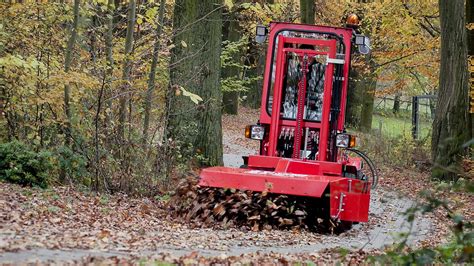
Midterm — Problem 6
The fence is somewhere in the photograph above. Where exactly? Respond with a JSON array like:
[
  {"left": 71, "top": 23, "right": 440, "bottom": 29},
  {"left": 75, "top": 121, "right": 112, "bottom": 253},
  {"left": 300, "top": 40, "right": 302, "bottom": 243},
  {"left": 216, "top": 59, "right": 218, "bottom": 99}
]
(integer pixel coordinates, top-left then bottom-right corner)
[{"left": 372, "top": 95, "right": 436, "bottom": 140}]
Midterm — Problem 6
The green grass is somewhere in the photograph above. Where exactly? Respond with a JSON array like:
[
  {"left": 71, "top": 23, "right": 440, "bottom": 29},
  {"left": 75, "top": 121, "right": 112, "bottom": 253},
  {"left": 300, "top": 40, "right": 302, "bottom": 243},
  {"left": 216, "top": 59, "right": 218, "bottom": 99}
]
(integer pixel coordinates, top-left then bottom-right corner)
[
  {"left": 374, "top": 97, "right": 434, "bottom": 116},
  {"left": 371, "top": 114, "right": 431, "bottom": 139}
]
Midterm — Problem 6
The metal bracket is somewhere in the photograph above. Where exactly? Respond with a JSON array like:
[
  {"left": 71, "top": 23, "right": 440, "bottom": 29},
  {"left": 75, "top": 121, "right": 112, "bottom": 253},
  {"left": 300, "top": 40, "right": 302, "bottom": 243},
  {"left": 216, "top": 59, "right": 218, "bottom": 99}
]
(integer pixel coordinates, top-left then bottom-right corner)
[
  {"left": 333, "top": 192, "right": 346, "bottom": 219},
  {"left": 326, "top": 58, "right": 345, "bottom": 65}
]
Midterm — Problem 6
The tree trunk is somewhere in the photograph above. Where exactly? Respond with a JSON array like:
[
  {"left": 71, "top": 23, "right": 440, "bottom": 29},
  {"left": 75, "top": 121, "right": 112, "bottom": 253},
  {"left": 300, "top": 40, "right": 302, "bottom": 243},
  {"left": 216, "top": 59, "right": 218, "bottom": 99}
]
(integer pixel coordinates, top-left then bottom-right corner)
[
  {"left": 432, "top": 0, "right": 472, "bottom": 180},
  {"left": 104, "top": 0, "right": 114, "bottom": 130},
  {"left": 393, "top": 93, "right": 400, "bottom": 114},
  {"left": 167, "top": 0, "right": 224, "bottom": 166},
  {"left": 429, "top": 98, "right": 436, "bottom": 119},
  {"left": 346, "top": 68, "right": 362, "bottom": 127},
  {"left": 142, "top": 0, "right": 166, "bottom": 144},
  {"left": 61, "top": 0, "right": 80, "bottom": 182},
  {"left": 300, "top": 0, "right": 315, "bottom": 24},
  {"left": 467, "top": 0, "right": 474, "bottom": 137},
  {"left": 63, "top": 0, "right": 80, "bottom": 147},
  {"left": 360, "top": 72, "right": 376, "bottom": 132},
  {"left": 222, "top": 13, "right": 241, "bottom": 115},
  {"left": 118, "top": 0, "right": 136, "bottom": 144},
  {"left": 242, "top": 35, "right": 262, "bottom": 109},
  {"left": 254, "top": 49, "right": 265, "bottom": 108}
]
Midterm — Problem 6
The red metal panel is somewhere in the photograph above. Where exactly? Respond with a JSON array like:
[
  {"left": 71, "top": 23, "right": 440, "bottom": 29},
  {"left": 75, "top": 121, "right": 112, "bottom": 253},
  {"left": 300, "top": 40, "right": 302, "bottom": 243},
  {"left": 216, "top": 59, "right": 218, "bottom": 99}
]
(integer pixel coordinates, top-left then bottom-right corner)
[
  {"left": 248, "top": 155, "right": 281, "bottom": 169},
  {"left": 199, "top": 166, "right": 345, "bottom": 198},
  {"left": 318, "top": 161, "right": 343, "bottom": 176},
  {"left": 340, "top": 193, "right": 370, "bottom": 222},
  {"left": 336, "top": 30, "right": 353, "bottom": 130},
  {"left": 267, "top": 35, "right": 286, "bottom": 157},
  {"left": 317, "top": 41, "right": 336, "bottom": 161},
  {"left": 274, "top": 159, "right": 321, "bottom": 175},
  {"left": 278, "top": 120, "right": 321, "bottom": 128},
  {"left": 344, "top": 156, "right": 363, "bottom": 171},
  {"left": 329, "top": 179, "right": 371, "bottom": 222},
  {"left": 248, "top": 156, "right": 342, "bottom": 176}
]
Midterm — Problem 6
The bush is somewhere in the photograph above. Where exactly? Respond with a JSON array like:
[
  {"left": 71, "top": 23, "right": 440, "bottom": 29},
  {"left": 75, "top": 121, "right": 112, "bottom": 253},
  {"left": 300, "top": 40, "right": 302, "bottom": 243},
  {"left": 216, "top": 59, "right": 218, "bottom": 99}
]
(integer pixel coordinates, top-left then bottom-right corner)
[
  {"left": 356, "top": 132, "right": 431, "bottom": 169},
  {"left": 0, "top": 141, "right": 53, "bottom": 188},
  {"left": 55, "top": 145, "right": 88, "bottom": 184}
]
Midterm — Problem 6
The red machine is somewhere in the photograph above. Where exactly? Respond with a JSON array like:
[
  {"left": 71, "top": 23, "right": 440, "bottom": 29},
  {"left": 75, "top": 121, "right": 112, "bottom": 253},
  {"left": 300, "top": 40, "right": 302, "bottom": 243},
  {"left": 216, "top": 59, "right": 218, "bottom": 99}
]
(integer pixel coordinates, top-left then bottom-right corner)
[{"left": 200, "top": 21, "right": 377, "bottom": 223}]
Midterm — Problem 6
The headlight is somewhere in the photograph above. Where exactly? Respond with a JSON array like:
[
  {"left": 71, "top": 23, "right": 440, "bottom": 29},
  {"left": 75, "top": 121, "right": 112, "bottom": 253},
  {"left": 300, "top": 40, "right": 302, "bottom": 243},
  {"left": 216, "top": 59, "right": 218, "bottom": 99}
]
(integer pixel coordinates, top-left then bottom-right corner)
[
  {"left": 245, "top": 125, "right": 265, "bottom": 140},
  {"left": 336, "top": 133, "right": 356, "bottom": 148}
]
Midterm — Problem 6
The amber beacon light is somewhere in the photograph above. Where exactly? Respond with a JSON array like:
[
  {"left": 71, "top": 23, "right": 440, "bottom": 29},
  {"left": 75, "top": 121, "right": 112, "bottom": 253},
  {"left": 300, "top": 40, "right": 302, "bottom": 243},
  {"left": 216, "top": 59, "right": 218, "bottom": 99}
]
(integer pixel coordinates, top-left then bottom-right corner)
[{"left": 346, "top": 13, "right": 360, "bottom": 27}]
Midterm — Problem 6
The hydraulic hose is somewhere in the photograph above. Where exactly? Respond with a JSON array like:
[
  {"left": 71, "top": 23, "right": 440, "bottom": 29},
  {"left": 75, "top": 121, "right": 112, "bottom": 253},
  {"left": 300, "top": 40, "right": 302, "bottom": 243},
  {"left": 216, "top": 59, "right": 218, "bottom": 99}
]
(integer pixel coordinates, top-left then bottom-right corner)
[{"left": 344, "top": 148, "right": 378, "bottom": 190}]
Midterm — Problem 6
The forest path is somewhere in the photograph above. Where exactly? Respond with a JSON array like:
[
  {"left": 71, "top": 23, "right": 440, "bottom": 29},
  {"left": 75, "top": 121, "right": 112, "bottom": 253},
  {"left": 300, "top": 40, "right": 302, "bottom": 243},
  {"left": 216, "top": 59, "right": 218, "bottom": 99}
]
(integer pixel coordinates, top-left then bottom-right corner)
[
  {"left": 0, "top": 189, "right": 432, "bottom": 258},
  {"left": 0, "top": 108, "right": 441, "bottom": 264},
  {"left": 0, "top": 182, "right": 434, "bottom": 264}
]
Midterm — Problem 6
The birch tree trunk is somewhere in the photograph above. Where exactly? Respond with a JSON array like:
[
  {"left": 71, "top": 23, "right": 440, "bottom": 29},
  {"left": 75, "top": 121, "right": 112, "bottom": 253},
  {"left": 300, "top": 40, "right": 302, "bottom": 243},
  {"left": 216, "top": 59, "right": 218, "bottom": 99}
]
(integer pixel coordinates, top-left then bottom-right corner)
[{"left": 431, "top": 0, "right": 472, "bottom": 180}]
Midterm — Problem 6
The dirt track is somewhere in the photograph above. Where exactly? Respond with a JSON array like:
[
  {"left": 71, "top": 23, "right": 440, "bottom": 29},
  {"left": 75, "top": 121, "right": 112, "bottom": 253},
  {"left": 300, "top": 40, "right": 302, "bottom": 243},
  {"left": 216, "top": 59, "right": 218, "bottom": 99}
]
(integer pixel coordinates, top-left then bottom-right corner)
[{"left": 0, "top": 109, "right": 443, "bottom": 264}]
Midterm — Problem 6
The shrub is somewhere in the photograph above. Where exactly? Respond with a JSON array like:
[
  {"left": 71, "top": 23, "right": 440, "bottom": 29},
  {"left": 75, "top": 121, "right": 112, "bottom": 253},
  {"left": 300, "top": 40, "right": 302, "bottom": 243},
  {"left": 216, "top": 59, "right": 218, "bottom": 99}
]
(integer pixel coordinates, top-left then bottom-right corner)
[
  {"left": 55, "top": 145, "right": 88, "bottom": 184},
  {"left": 0, "top": 141, "right": 52, "bottom": 188},
  {"left": 356, "top": 131, "right": 431, "bottom": 169}
]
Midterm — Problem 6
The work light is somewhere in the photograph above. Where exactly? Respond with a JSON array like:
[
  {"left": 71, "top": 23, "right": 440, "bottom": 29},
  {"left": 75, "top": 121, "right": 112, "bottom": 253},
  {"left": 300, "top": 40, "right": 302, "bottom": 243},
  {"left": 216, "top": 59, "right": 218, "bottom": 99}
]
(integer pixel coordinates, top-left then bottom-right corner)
[
  {"left": 354, "top": 34, "right": 371, "bottom": 55},
  {"left": 255, "top": 25, "right": 268, "bottom": 43},
  {"left": 336, "top": 133, "right": 356, "bottom": 148},
  {"left": 245, "top": 125, "right": 265, "bottom": 140},
  {"left": 355, "top": 34, "right": 366, "bottom": 46}
]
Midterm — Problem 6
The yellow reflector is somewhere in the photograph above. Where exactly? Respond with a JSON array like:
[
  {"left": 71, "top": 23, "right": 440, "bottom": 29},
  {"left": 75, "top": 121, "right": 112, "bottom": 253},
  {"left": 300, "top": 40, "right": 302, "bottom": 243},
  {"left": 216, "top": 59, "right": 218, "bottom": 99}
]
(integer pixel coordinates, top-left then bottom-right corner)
[
  {"left": 245, "top": 125, "right": 251, "bottom": 138},
  {"left": 349, "top": 135, "right": 356, "bottom": 148}
]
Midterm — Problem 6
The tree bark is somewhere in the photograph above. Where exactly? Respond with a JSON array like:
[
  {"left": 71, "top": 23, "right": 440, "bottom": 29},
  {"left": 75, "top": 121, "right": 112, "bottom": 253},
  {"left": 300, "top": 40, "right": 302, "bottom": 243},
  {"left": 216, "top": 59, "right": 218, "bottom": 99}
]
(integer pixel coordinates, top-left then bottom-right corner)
[
  {"left": 167, "top": 0, "right": 224, "bottom": 166},
  {"left": 63, "top": 0, "right": 80, "bottom": 147},
  {"left": 222, "top": 12, "right": 241, "bottom": 115},
  {"left": 243, "top": 50, "right": 262, "bottom": 109},
  {"left": 346, "top": 68, "right": 362, "bottom": 127},
  {"left": 118, "top": 0, "right": 136, "bottom": 144},
  {"left": 142, "top": 0, "right": 166, "bottom": 144},
  {"left": 300, "top": 0, "right": 315, "bottom": 24},
  {"left": 467, "top": 0, "right": 474, "bottom": 137},
  {"left": 60, "top": 0, "right": 80, "bottom": 182},
  {"left": 431, "top": 0, "right": 472, "bottom": 180},
  {"left": 393, "top": 93, "right": 400, "bottom": 114},
  {"left": 360, "top": 71, "right": 376, "bottom": 132},
  {"left": 104, "top": 0, "right": 115, "bottom": 130}
]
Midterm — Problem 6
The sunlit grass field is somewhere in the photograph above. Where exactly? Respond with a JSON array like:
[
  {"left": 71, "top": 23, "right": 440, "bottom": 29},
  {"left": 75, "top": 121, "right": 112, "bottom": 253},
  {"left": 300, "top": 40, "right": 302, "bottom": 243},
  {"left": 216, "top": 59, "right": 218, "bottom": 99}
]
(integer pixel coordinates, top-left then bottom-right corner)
[{"left": 371, "top": 114, "right": 432, "bottom": 140}]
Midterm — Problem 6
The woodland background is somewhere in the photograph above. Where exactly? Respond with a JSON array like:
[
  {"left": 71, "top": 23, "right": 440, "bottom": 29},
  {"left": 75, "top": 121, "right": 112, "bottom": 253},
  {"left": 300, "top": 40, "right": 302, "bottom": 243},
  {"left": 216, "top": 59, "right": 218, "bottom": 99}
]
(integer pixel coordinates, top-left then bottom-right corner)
[
  {"left": 0, "top": 0, "right": 472, "bottom": 194},
  {"left": 0, "top": 0, "right": 473, "bottom": 263}
]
